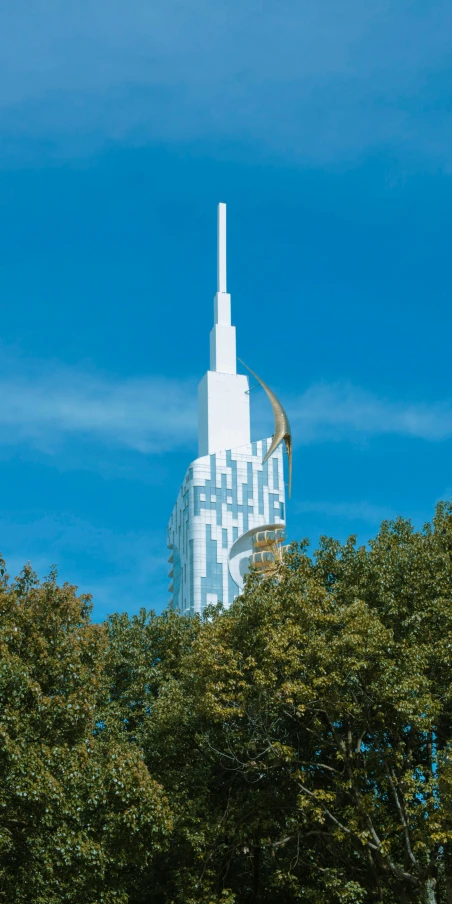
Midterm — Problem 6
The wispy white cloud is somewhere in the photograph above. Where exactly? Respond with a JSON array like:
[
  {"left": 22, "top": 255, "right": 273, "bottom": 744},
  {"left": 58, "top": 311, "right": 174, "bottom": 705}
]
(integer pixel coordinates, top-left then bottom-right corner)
[
  {"left": 289, "top": 382, "right": 452, "bottom": 445},
  {"left": 1, "top": 357, "right": 452, "bottom": 456},
  {"left": 0, "top": 358, "right": 197, "bottom": 455},
  {"left": 0, "top": 0, "right": 451, "bottom": 167}
]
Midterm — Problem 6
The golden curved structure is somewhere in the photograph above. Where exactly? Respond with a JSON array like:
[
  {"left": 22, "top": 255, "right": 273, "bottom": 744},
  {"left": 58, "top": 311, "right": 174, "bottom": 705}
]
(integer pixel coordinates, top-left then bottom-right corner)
[{"left": 238, "top": 359, "right": 292, "bottom": 498}]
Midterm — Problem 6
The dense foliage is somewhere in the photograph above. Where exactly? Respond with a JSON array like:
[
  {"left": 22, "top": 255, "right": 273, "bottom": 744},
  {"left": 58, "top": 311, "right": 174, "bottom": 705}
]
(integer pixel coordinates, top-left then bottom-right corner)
[{"left": 2, "top": 502, "right": 452, "bottom": 903}]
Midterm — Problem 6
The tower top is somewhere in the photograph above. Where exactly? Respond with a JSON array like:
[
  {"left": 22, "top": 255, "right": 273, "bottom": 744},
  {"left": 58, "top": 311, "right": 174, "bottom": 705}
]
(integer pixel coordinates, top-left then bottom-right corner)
[
  {"left": 198, "top": 201, "right": 250, "bottom": 456},
  {"left": 217, "top": 202, "right": 227, "bottom": 294}
]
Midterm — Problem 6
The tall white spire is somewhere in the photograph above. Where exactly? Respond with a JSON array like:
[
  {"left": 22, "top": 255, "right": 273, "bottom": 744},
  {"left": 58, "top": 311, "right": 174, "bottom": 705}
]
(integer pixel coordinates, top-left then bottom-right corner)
[
  {"left": 210, "top": 202, "right": 236, "bottom": 374},
  {"left": 198, "top": 202, "right": 251, "bottom": 456},
  {"left": 217, "top": 201, "right": 227, "bottom": 293}
]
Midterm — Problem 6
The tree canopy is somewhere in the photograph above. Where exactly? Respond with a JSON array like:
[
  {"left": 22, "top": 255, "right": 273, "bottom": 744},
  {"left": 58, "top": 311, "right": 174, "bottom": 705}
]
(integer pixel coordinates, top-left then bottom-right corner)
[
  {"left": 0, "top": 563, "right": 171, "bottom": 904},
  {"left": 2, "top": 502, "right": 452, "bottom": 903}
]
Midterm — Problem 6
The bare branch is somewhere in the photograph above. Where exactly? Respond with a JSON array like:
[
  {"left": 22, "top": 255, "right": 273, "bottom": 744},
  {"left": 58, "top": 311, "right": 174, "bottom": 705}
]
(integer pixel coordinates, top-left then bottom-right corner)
[
  {"left": 385, "top": 763, "right": 421, "bottom": 873},
  {"left": 296, "top": 781, "right": 420, "bottom": 887}
]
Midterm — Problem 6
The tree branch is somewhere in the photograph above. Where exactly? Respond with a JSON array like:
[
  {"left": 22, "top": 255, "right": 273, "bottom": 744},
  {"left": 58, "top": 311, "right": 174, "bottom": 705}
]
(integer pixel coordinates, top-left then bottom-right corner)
[{"left": 385, "top": 763, "right": 421, "bottom": 873}]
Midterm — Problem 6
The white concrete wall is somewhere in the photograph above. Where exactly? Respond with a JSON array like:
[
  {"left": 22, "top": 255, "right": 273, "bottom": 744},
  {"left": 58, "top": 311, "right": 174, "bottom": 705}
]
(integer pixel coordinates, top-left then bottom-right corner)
[
  {"left": 209, "top": 292, "right": 237, "bottom": 374},
  {"left": 209, "top": 324, "right": 237, "bottom": 374},
  {"left": 198, "top": 370, "right": 250, "bottom": 456}
]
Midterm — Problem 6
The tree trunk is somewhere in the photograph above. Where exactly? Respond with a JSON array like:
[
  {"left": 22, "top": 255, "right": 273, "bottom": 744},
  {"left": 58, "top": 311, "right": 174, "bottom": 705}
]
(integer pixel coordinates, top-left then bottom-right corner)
[
  {"left": 424, "top": 878, "right": 437, "bottom": 904},
  {"left": 253, "top": 839, "right": 260, "bottom": 901}
]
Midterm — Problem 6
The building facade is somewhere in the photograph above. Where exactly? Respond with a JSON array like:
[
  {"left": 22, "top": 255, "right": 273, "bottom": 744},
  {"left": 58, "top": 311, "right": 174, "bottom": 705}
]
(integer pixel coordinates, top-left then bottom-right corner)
[{"left": 167, "top": 204, "right": 289, "bottom": 615}]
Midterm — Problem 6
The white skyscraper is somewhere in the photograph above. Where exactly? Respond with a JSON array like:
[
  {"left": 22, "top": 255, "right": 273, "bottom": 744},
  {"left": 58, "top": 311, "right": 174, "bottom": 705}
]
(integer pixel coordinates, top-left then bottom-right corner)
[{"left": 167, "top": 204, "right": 291, "bottom": 615}]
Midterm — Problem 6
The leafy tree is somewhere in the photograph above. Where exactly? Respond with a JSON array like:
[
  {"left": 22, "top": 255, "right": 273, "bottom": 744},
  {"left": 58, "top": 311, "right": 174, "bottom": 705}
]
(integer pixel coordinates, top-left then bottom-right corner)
[
  {"left": 135, "top": 503, "right": 452, "bottom": 903},
  {"left": 103, "top": 608, "right": 209, "bottom": 903},
  {"left": 104, "top": 607, "right": 201, "bottom": 743},
  {"left": 3, "top": 501, "right": 452, "bottom": 904},
  {"left": 0, "top": 562, "right": 172, "bottom": 904}
]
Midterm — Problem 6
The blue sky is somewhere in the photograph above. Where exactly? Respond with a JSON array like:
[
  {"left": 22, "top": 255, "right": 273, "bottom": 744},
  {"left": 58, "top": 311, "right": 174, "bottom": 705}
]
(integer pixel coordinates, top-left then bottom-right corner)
[{"left": 0, "top": 0, "right": 451, "bottom": 618}]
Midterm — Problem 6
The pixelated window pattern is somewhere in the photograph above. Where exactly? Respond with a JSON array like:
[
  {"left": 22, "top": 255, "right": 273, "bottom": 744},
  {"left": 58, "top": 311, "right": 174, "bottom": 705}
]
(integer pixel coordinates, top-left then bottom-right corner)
[
  {"left": 228, "top": 571, "right": 239, "bottom": 603},
  {"left": 269, "top": 492, "right": 281, "bottom": 523},
  {"left": 189, "top": 539, "right": 194, "bottom": 614},
  {"left": 193, "top": 445, "right": 283, "bottom": 534},
  {"left": 172, "top": 546, "right": 181, "bottom": 611},
  {"left": 193, "top": 462, "right": 229, "bottom": 526},
  {"left": 241, "top": 460, "right": 254, "bottom": 533},
  {"left": 172, "top": 443, "right": 285, "bottom": 613},
  {"left": 226, "top": 450, "right": 239, "bottom": 519},
  {"left": 258, "top": 470, "right": 264, "bottom": 515},
  {"left": 201, "top": 524, "right": 223, "bottom": 610}
]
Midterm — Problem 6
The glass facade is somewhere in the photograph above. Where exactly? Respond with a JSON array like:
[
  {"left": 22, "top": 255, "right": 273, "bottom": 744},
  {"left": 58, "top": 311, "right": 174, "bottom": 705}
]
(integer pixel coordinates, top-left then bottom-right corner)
[{"left": 167, "top": 437, "right": 286, "bottom": 615}]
